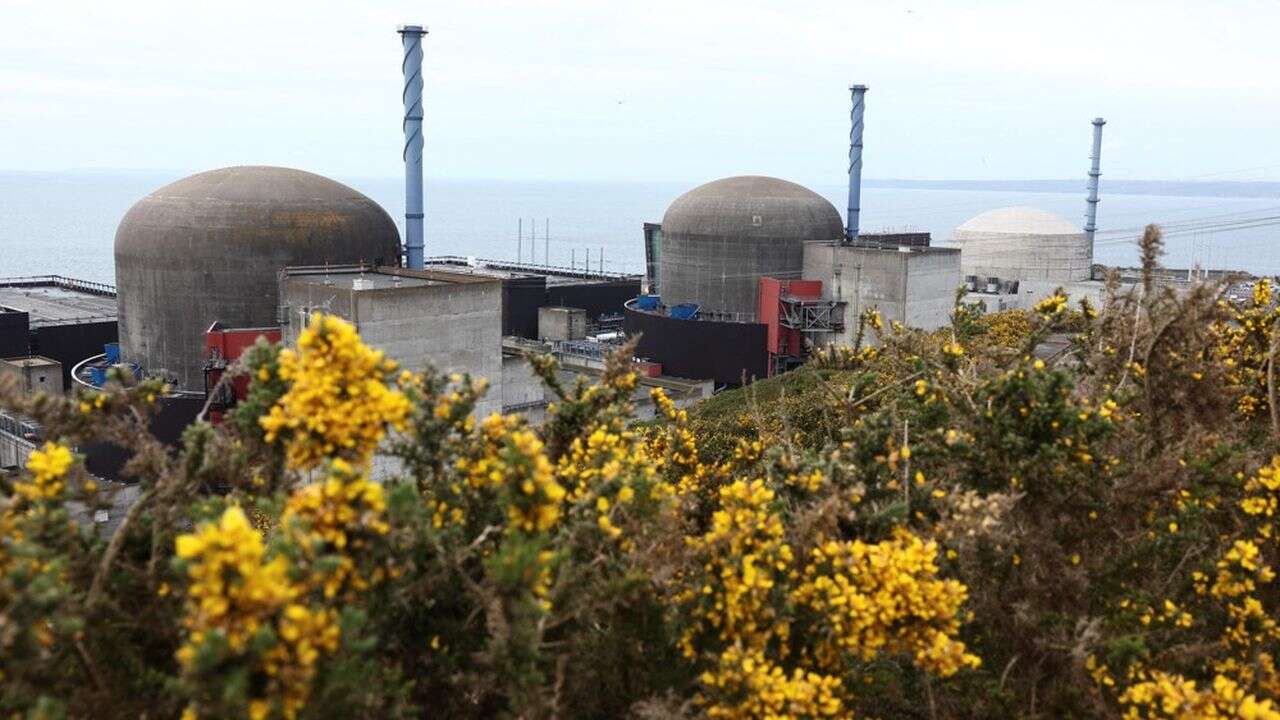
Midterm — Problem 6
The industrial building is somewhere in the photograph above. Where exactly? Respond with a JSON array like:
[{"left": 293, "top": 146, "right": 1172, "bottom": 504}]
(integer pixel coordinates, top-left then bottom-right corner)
[
  {"left": 419, "top": 256, "right": 641, "bottom": 338},
  {"left": 957, "top": 118, "right": 1111, "bottom": 312},
  {"left": 278, "top": 265, "right": 505, "bottom": 417},
  {"left": 954, "top": 206, "right": 1092, "bottom": 283},
  {"left": 625, "top": 91, "right": 1124, "bottom": 388},
  {"left": 0, "top": 275, "right": 118, "bottom": 388},
  {"left": 802, "top": 237, "right": 961, "bottom": 346},
  {"left": 656, "top": 176, "right": 846, "bottom": 319},
  {"left": 3, "top": 20, "right": 1136, "bottom": 501},
  {"left": 114, "top": 166, "right": 402, "bottom": 391},
  {"left": 626, "top": 87, "right": 961, "bottom": 385}
]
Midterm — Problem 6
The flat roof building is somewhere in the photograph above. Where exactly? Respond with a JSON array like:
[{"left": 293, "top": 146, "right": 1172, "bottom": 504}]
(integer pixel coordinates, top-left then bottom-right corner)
[
  {"left": 803, "top": 239, "right": 961, "bottom": 346},
  {"left": 421, "top": 256, "right": 641, "bottom": 339},
  {"left": 0, "top": 276, "right": 118, "bottom": 389},
  {"left": 0, "top": 356, "right": 63, "bottom": 398},
  {"left": 279, "top": 265, "right": 504, "bottom": 416}
]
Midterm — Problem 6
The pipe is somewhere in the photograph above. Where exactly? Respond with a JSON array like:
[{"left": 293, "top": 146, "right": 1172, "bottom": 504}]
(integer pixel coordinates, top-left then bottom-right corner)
[
  {"left": 398, "top": 24, "right": 428, "bottom": 269},
  {"left": 1084, "top": 117, "right": 1105, "bottom": 259},
  {"left": 846, "top": 84, "right": 868, "bottom": 242}
]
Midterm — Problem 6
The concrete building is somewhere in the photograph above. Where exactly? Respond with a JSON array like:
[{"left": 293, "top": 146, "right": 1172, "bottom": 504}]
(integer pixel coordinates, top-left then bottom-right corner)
[
  {"left": 803, "top": 237, "right": 962, "bottom": 346},
  {"left": 953, "top": 206, "right": 1091, "bottom": 283},
  {"left": 657, "top": 176, "right": 844, "bottom": 318},
  {"left": 420, "top": 256, "right": 641, "bottom": 338},
  {"left": 114, "top": 166, "right": 402, "bottom": 391},
  {"left": 0, "top": 356, "right": 63, "bottom": 397},
  {"left": 278, "top": 265, "right": 504, "bottom": 416},
  {"left": 538, "top": 306, "right": 587, "bottom": 341},
  {"left": 0, "top": 275, "right": 118, "bottom": 388}
]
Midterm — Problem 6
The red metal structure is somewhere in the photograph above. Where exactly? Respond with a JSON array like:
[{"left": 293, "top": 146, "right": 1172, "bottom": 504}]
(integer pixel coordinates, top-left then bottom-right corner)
[
  {"left": 758, "top": 278, "right": 844, "bottom": 375},
  {"left": 203, "top": 321, "right": 281, "bottom": 424}
]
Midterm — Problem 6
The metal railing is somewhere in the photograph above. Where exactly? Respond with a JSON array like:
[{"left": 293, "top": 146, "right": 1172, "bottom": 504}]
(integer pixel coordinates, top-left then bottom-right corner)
[
  {"left": 624, "top": 298, "right": 759, "bottom": 324},
  {"left": 424, "top": 255, "right": 641, "bottom": 282},
  {"left": 0, "top": 275, "right": 116, "bottom": 297}
]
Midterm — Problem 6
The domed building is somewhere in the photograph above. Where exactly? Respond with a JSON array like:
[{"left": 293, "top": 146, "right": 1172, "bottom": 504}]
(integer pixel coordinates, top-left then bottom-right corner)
[
  {"left": 114, "top": 166, "right": 401, "bottom": 390},
  {"left": 658, "top": 176, "right": 844, "bottom": 317},
  {"left": 953, "top": 206, "right": 1091, "bottom": 283}
]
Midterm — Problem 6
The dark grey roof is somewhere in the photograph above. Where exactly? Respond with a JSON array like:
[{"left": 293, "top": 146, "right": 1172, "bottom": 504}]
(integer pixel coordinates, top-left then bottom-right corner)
[
  {"left": 114, "top": 166, "right": 400, "bottom": 259},
  {"left": 661, "top": 175, "right": 843, "bottom": 241}
]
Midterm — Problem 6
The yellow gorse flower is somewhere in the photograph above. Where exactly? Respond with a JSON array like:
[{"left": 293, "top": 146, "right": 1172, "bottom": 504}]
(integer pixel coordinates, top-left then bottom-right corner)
[
  {"left": 17, "top": 442, "right": 74, "bottom": 501},
  {"left": 282, "top": 459, "right": 391, "bottom": 599},
  {"left": 791, "top": 529, "right": 980, "bottom": 677},
  {"left": 260, "top": 313, "right": 412, "bottom": 470},
  {"left": 175, "top": 506, "right": 339, "bottom": 720}
]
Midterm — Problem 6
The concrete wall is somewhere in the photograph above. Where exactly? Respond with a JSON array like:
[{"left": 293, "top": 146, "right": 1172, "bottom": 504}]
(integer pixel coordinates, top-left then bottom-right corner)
[
  {"left": 803, "top": 243, "right": 960, "bottom": 346},
  {"left": 538, "top": 306, "right": 586, "bottom": 341},
  {"left": 0, "top": 427, "right": 34, "bottom": 471},
  {"left": 0, "top": 357, "right": 63, "bottom": 397},
  {"left": 501, "top": 354, "right": 544, "bottom": 413},
  {"left": 903, "top": 249, "right": 963, "bottom": 330},
  {"left": 660, "top": 232, "right": 805, "bottom": 319},
  {"left": 282, "top": 277, "right": 504, "bottom": 417},
  {"left": 956, "top": 231, "right": 1091, "bottom": 283}
]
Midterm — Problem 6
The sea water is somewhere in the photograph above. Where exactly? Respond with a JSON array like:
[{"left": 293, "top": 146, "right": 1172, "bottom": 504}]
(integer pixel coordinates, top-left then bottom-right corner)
[{"left": 2, "top": 171, "right": 1278, "bottom": 285}]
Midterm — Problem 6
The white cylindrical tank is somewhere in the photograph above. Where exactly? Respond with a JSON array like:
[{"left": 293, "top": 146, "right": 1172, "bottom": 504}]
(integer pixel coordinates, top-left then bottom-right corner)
[{"left": 953, "top": 206, "right": 1091, "bottom": 283}]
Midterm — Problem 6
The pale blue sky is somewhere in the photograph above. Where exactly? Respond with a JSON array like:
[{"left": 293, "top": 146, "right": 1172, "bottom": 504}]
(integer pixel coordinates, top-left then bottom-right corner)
[{"left": 3, "top": 0, "right": 1279, "bottom": 185}]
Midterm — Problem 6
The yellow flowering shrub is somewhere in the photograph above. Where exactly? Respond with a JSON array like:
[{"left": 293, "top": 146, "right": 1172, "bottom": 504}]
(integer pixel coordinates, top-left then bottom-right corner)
[
  {"left": 0, "top": 441, "right": 82, "bottom": 714},
  {"left": 10, "top": 239, "right": 1280, "bottom": 720},
  {"left": 1120, "top": 672, "right": 1280, "bottom": 719},
  {"left": 175, "top": 506, "right": 340, "bottom": 720},
  {"left": 14, "top": 442, "right": 73, "bottom": 501},
  {"left": 280, "top": 459, "right": 392, "bottom": 600},
  {"left": 1212, "top": 278, "right": 1278, "bottom": 419},
  {"left": 791, "top": 530, "right": 980, "bottom": 677},
  {"left": 260, "top": 313, "right": 411, "bottom": 469}
]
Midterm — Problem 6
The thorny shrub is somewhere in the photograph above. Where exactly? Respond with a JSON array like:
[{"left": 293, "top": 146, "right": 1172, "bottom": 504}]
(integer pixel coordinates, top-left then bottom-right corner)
[{"left": 3, "top": 224, "right": 1280, "bottom": 718}]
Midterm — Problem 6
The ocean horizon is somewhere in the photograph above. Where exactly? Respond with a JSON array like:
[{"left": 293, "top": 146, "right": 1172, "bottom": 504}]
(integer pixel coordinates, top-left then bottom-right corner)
[{"left": 3, "top": 171, "right": 1278, "bottom": 285}]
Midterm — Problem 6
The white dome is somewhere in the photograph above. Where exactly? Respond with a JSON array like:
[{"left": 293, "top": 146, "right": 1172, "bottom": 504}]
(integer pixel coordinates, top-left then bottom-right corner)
[
  {"left": 953, "top": 206, "right": 1090, "bottom": 283},
  {"left": 955, "top": 206, "right": 1081, "bottom": 236}
]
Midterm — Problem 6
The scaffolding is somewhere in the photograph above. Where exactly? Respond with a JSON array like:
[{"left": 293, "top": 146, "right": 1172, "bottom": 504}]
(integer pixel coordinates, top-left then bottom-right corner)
[{"left": 777, "top": 293, "right": 845, "bottom": 335}]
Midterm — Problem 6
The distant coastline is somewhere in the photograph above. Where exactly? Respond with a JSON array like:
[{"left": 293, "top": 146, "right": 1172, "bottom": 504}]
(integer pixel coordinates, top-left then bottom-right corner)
[
  {"left": 4, "top": 170, "right": 1280, "bottom": 201},
  {"left": 866, "top": 178, "right": 1280, "bottom": 200}
]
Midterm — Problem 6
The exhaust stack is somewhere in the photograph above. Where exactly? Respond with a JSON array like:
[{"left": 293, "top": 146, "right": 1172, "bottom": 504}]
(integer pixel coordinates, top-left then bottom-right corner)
[
  {"left": 846, "top": 84, "right": 868, "bottom": 242},
  {"left": 1084, "top": 117, "right": 1105, "bottom": 259},
  {"left": 398, "top": 24, "right": 428, "bottom": 269}
]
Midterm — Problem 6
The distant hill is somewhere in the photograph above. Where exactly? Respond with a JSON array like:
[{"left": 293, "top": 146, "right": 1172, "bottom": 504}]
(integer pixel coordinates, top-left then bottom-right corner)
[{"left": 866, "top": 178, "right": 1280, "bottom": 199}]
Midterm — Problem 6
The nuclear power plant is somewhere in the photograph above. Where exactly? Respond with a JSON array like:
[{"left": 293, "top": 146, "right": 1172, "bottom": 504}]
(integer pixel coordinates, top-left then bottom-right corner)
[
  {"left": 625, "top": 86, "right": 1111, "bottom": 384},
  {"left": 3, "top": 26, "right": 1168, "bottom": 491}
]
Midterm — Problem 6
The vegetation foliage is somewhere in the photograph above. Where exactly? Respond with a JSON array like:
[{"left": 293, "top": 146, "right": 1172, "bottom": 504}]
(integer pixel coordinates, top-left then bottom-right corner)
[{"left": 4, "top": 225, "right": 1280, "bottom": 718}]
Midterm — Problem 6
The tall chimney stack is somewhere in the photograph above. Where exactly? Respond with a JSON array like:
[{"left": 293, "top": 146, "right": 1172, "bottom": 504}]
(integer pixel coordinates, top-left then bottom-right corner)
[
  {"left": 398, "top": 25, "right": 428, "bottom": 269},
  {"left": 1084, "top": 117, "right": 1105, "bottom": 259},
  {"left": 846, "top": 84, "right": 869, "bottom": 242}
]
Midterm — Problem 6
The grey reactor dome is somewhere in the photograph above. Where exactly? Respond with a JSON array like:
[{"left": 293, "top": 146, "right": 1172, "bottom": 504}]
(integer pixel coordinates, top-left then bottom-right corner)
[
  {"left": 658, "top": 176, "right": 844, "bottom": 317},
  {"left": 114, "top": 166, "right": 402, "bottom": 391}
]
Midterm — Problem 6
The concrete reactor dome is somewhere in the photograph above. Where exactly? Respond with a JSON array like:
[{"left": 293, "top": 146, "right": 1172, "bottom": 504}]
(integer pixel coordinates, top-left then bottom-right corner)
[
  {"left": 114, "top": 166, "right": 402, "bottom": 390},
  {"left": 658, "top": 175, "right": 843, "bottom": 317},
  {"left": 953, "top": 206, "right": 1091, "bottom": 283}
]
